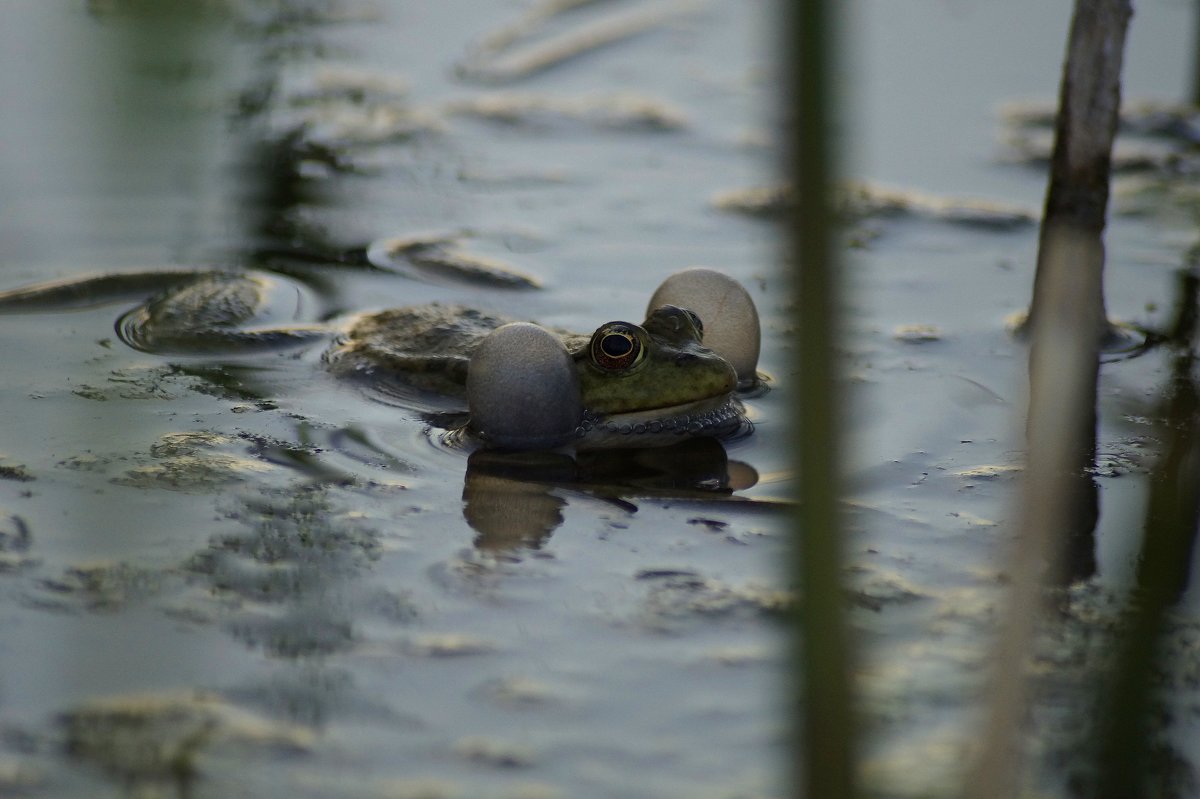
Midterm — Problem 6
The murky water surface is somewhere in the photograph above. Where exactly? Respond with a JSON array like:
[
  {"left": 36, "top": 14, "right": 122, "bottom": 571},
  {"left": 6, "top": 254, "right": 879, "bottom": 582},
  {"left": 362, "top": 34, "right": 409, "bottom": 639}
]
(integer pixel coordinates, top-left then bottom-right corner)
[{"left": 0, "top": 0, "right": 1197, "bottom": 797}]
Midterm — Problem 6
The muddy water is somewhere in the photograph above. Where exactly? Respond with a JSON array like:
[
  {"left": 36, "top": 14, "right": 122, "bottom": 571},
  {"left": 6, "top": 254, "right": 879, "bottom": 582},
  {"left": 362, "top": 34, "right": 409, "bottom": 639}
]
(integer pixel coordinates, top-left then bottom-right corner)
[{"left": 0, "top": 0, "right": 1197, "bottom": 797}]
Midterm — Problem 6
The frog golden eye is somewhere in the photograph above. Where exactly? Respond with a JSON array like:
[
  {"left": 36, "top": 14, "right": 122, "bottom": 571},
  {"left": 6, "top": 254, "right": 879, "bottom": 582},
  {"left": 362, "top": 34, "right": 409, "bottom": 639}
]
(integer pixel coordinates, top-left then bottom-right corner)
[{"left": 590, "top": 322, "right": 644, "bottom": 372}]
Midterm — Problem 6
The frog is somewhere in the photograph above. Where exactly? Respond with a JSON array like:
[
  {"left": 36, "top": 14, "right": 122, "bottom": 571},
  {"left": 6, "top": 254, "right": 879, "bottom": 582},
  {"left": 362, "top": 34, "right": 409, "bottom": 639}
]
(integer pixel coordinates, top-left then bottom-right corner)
[{"left": 0, "top": 266, "right": 761, "bottom": 450}]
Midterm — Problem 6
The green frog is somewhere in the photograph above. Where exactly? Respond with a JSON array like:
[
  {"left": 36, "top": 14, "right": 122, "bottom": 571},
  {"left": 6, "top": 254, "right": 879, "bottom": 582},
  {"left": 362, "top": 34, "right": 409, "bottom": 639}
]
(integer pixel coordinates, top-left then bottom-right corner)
[{"left": 0, "top": 267, "right": 761, "bottom": 450}]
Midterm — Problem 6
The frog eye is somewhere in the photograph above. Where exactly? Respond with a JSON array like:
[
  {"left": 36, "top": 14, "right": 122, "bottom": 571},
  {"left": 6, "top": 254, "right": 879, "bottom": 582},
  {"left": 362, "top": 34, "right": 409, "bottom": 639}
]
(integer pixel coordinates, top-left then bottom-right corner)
[
  {"left": 684, "top": 308, "right": 704, "bottom": 337},
  {"left": 590, "top": 322, "right": 645, "bottom": 372}
]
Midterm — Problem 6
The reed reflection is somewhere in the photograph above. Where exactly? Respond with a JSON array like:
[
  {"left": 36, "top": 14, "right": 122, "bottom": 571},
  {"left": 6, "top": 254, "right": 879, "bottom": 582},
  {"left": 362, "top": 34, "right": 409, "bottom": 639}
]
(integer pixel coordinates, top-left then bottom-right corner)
[{"left": 1090, "top": 266, "right": 1200, "bottom": 799}]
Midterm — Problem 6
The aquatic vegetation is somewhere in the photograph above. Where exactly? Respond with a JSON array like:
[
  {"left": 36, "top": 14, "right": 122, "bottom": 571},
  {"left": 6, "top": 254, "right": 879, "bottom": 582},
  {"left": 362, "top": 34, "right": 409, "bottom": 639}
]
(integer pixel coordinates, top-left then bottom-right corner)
[
  {"left": 443, "top": 91, "right": 688, "bottom": 132},
  {"left": 712, "top": 180, "right": 1037, "bottom": 231},
  {"left": 1, "top": 0, "right": 1196, "bottom": 797},
  {"left": 60, "top": 691, "right": 312, "bottom": 784}
]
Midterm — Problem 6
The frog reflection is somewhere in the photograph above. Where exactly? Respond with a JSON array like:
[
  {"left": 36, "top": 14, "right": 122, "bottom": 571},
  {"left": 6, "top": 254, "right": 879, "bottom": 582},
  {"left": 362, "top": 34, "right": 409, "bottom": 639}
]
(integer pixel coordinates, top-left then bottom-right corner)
[
  {"left": 0, "top": 266, "right": 761, "bottom": 450},
  {"left": 462, "top": 437, "right": 759, "bottom": 552}
]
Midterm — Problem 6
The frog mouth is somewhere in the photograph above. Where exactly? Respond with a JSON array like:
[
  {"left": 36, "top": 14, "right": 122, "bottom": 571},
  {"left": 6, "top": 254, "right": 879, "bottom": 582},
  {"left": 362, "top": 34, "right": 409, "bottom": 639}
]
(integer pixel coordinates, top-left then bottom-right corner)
[{"left": 577, "top": 394, "right": 748, "bottom": 446}]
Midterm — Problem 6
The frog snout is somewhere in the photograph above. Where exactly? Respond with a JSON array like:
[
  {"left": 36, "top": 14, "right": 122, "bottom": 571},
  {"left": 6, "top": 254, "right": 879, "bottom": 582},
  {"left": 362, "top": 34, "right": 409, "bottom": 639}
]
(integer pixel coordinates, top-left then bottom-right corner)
[{"left": 648, "top": 268, "right": 761, "bottom": 382}]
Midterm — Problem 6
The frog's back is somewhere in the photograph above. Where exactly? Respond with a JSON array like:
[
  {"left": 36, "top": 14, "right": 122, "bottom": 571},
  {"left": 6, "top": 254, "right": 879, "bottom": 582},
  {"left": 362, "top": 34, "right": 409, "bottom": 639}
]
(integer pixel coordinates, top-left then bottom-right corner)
[{"left": 325, "top": 304, "right": 516, "bottom": 395}]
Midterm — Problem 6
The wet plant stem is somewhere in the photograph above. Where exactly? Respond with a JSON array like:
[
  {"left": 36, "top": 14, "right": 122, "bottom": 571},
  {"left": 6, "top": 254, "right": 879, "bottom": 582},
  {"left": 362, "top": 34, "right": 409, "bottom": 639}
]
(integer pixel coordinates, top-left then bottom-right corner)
[
  {"left": 782, "top": 0, "right": 856, "bottom": 797},
  {"left": 972, "top": 0, "right": 1131, "bottom": 795},
  {"left": 1027, "top": 0, "right": 1131, "bottom": 341},
  {"left": 970, "top": 226, "right": 1103, "bottom": 799}
]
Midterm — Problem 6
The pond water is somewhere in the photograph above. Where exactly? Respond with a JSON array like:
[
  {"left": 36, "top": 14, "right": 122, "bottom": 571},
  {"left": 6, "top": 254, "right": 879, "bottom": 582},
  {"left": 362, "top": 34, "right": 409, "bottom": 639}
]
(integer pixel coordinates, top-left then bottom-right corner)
[{"left": 0, "top": 0, "right": 1197, "bottom": 797}]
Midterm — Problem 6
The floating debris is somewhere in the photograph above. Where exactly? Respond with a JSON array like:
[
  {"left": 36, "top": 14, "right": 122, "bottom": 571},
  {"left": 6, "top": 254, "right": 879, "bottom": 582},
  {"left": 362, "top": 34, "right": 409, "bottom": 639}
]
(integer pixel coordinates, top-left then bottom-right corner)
[
  {"left": 1113, "top": 173, "right": 1200, "bottom": 221},
  {"left": 998, "top": 98, "right": 1200, "bottom": 174},
  {"left": 1001, "top": 127, "right": 1178, "bottom": 173},
  {"left": 68, "top": 365, "right": 217, "bottom": 402},
  {"left": 265, "top": 65, "right": 442, "bottom": 150},
  {"left": 713, "top": 180, "right": 1038, "bottom": 230},
  {"left": 35, "top": 561, "right": 165, "bottom": 612},
  {"left": 701, "top": 645, "right": 773, "bottom": 667},
  {"left": 954, "top": 464, "right": 1022, "bottom": 482},
  {"left": 290, "top": 103, "right": 444, "bottom": 147},
  {"left": 401, "top": 633, "right": 497, "bottom": 658},
  {"left": 845, "top": 564, "right": 927, "bottom": 612},
  {"left": 0, "top": 460, "right": 33, "bottom": 482},
  {"left": 444, "top": 91, "right": 687, "bottom": 131},
  {"left": 1000, "top": 98, "right": 1200, "bottom": 144},
  {"left": 458, "top": 0, "right": 702, "bottom": 84},
  {"left": 288, "top": 65, "right": 411, "bottom": 106},
  {"left": 113, "top": 453, "right": 273, "bottom": 492},
  {"left": 637, "top": 571, "right": 792, "bottom": 630},
  {"left": 687, "top": 516, "right": 730, "bottom": 531},
  {"left": 476, "top": 676, "right": 561, "bottom": 707},
  {"left": 368, "top": 234, "right": 541, "bottom": 290},
  {"left": 711, "top": 184, "right": 791, "bottom": 218},
  {"left": 1117, "top": 100, "right": 1200, "bottom": 143},
  {"left": 112, "top": 431, "right": 275, "bottom": 493},
  {"left": 56, "top": 453, "right": 112, "bottom": 472},
  {"left": 452, "top": 735, "right": 536, "bottom": 769},
  {"left": 0, "top": 269, "right": 211, "bottom": 312},
  {"left": 60, "top": 691, "right": 312, "bottom": 783},
  {"left": 947, "top": 511, "right": 998, "bottom": 528},
  {"left": 893, "top": 324, "right": 943, "bottom": 344}
]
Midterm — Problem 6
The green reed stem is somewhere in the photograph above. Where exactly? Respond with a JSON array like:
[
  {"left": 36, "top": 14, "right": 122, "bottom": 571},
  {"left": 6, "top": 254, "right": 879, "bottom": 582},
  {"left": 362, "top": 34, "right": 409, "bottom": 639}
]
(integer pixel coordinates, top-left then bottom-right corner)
[
  {"left": 782, "top": 1, "right": 856, "bottom": 797},
  {"left": 972, "top": 1, "right": 1130, "bottom": 795}
]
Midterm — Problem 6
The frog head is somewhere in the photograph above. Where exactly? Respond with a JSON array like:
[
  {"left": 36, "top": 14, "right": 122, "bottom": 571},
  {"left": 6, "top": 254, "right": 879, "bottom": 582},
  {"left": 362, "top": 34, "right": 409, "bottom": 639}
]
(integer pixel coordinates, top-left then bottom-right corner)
[
  {"left": 571, "top": 305, "right": 742, "bottom": 445},
  {"left": 467, "top": 269, "right": 758, "bottom": 450}
]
